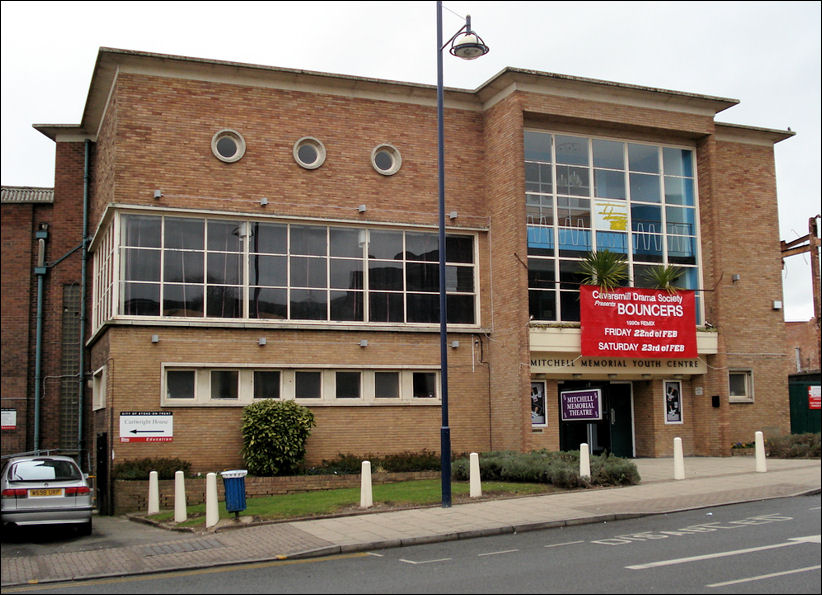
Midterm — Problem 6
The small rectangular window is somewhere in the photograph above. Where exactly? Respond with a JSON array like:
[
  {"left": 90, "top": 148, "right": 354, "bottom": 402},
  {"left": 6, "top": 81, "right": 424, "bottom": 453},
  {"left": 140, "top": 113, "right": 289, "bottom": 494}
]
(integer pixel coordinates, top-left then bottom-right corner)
[
  {"left": 335, "top": 372, "right": 361, "bottom": 399},
  {"left": 375, "top": 372, "right": 400, "bottom": 398},
  {"left": 92, "top": 367, "right": 106, "bottom": 410},
  {"left": 167, "top": 370, "right": 195, "bottom": 399},
  {"left": 729, "top": 371, "right": 753, "bottom": 403},
  {"left": 211, "top": 370, "right": 238, "bottom": 399},
  {"left": 296, "top": 371, "right": 322, "bottom": 399},
  {"left": 412, "top": 372, "right": 437, "bottom": 399},
  {"left": 253, "top": 371, "right": 280, "bottom": 399}
]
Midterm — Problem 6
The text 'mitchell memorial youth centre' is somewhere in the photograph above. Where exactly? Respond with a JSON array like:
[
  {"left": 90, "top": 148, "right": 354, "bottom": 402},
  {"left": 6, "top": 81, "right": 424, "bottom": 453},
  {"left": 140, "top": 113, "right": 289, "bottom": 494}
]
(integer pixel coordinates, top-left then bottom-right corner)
[{"left": 1, "top": 45, "right": 798, "bottom": 510}]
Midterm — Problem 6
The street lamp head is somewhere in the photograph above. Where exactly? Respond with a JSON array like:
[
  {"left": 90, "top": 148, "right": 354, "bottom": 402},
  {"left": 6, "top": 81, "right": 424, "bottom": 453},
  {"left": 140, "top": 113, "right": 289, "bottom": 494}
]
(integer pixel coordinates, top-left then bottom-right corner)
[
  {"left": 445, "top": 14, "right": 489, "bottom": 60},
  {"left": 450, "top": 31, "right": 489, "bottom": 59}
]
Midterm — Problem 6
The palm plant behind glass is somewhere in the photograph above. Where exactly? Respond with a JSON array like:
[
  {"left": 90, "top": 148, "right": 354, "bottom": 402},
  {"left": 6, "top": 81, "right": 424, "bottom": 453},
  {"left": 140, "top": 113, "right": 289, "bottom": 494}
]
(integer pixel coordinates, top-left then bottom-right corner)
[
  {"left": 641, "top": 264, "right": 684, "bottom": 294},
  {"left": 578, "top": 250, "right": 628, "bottom": 292}
]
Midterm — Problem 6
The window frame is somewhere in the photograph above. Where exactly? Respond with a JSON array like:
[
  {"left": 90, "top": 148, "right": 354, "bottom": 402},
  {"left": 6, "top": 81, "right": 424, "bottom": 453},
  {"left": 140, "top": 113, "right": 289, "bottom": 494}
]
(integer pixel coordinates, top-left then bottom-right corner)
[
  {"left": 211, "top": 129, "right": 246, "bottom": 163},
  {"left": 663, "top": 379, "right": 684, "bottom": 424},
  {"left": 293, "top": 137, "right": 327, "bottom": 170},
  {"left": 92, "top": 365, "right": 107, "bottom": 411},
  {"left": 371, "top": 144, "right": 402, "bottom": 176},
  {"left": 161, "top": 365, "right": 440, "bottom": 406},
  {"left": 102, "top": 213, "right": 479, "bottom": 330},
  {"left": 728, "top": 369, "right": 754, "bottom": 403}
]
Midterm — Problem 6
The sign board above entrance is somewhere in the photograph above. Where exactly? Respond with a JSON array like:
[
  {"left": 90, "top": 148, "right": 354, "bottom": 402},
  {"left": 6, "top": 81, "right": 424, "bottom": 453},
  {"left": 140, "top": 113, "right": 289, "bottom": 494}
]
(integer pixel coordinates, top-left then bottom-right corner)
[
  {"left": 530, "top": 354, "right": 706, "bottom": 377},
  {"left": 580, "top": 286, "right": 697, "bottom": 358}
]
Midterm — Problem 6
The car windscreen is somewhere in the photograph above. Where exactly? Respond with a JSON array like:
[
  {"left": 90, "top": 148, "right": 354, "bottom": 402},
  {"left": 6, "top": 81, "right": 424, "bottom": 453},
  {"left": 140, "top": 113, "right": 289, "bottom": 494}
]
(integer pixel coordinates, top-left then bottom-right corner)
[{"left": 8, "top": 460, "right": 82, "bottom": 482}]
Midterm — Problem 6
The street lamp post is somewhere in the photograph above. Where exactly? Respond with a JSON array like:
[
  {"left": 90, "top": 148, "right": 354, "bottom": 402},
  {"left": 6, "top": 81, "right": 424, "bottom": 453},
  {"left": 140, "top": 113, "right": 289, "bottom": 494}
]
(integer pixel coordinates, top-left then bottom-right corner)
[{"left": 435, "top": 1, "right": 489, "bottom": 507}]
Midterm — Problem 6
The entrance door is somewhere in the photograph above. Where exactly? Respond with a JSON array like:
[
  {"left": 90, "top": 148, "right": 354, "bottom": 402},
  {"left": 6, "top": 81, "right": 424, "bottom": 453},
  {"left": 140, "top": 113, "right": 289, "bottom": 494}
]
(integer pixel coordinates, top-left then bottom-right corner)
[
  {"left": 559, "top": 381, "right": 634, "bottom": 457},
  {"left": 608, "top": 383, "right": 634, "bottom": 457}
]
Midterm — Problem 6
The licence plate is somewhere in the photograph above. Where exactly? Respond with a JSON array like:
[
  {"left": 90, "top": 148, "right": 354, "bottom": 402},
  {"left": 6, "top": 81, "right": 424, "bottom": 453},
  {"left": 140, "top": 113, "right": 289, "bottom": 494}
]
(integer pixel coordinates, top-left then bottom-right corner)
[{"left": 28, "top": 488, "right": 63, "bottom": 497}]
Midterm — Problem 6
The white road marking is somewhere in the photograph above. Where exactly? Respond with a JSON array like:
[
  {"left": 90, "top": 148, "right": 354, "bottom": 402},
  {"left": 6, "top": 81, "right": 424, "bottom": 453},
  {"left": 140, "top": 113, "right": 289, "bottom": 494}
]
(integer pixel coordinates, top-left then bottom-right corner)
[
  {"left": 626, "top": 535, "right": 820, "bottom": 570},
  {"left": 399, "top": 557, "right": 452, "bottom": 565},
  {"left": 707, "top": 565, "right": 821, "bottom": 588},
  {"left": 544, "top": 540, "right": 585, "bottom": 548},
  {"left": 478, "top": 549, "right": 519, "bottom": 557}
]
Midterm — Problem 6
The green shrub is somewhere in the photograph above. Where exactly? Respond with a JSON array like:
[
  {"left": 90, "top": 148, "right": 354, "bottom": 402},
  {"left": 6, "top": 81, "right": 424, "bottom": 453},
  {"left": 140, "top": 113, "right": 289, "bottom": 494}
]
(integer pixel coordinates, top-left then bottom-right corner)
[
  {"left": 766, "top": 433, "right": 821, "bottom": 458},
  {"left": 112, "top": 457, "right": 191, "bottom": 480},
  {"left": 590, "top": 452, "right": 641, "bottom": 485},
  {"left": 241, "top": 400, "right": 316, "bottom": 476}
]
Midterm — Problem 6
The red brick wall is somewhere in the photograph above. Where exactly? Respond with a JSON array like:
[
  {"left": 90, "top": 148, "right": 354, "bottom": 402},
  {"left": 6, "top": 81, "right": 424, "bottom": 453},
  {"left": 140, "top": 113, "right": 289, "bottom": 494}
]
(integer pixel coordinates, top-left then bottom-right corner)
[
  {"left": 786, "top": 319, "right": 820, "bottom": 373},
  {"left": 1, "top": 204, "right": 35, "bottom": 454},
  {"left": 483, "top": 94, "right": 532, "bottom": 453},
  {"left": 2, "top": 142, "right": 88, "bottom": 456},
  {"left": 104, "top": 74, "right": 487, "bottom": 226},
  {"left": 712, "top": 140, "right": 790, "bottom": 445}
]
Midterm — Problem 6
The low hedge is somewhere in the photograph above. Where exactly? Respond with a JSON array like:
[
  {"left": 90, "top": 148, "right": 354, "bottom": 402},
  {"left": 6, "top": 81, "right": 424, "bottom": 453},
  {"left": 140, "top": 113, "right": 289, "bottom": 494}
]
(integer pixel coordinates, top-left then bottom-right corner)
[
  {"left": 305, "top": 450, "right": 441, "bottom": 475},
  {"left": 112, "top": 457, "right": 191, "bottom": 480},
  {"left": 766, "top": 433, "right": 821, "bottom": 458},
  {"left": 452, "top": 449, "right": 640, "bottom": 488}
]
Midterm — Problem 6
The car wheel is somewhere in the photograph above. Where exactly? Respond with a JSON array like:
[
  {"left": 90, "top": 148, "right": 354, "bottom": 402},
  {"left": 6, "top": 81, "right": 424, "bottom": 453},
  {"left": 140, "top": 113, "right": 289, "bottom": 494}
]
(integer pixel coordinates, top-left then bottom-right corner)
[{"left": 78, "top": 519, "right": 92, "bottom": 536}]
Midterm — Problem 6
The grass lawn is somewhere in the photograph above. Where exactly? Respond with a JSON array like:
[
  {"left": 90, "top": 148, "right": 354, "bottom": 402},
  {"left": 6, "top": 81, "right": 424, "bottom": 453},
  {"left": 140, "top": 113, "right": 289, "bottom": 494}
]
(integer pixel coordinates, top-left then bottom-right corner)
[{"left": 147, "top": 479, "right": 562, "bottom": 529}]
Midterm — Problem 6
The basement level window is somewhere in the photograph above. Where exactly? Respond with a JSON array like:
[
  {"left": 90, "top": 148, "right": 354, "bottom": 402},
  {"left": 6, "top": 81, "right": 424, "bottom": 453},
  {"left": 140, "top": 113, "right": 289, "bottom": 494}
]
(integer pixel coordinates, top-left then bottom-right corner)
[{"left": 211, "top": 129, "right": 246, "bottom": 163}]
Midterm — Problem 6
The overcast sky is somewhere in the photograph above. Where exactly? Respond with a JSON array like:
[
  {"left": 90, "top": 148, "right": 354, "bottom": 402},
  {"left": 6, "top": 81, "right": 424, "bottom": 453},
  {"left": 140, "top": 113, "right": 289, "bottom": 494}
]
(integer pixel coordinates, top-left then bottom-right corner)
[{"left": 2, "top": 1, "right": 819, "bottom": 321}]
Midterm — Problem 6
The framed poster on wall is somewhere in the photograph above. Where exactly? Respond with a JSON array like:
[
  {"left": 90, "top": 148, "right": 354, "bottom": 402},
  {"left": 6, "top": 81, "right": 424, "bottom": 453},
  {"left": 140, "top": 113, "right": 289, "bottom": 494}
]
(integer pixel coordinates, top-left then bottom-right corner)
[
  {"left": 664, "top": 380, "right": 683, "bottom": 424},
  {"left": 531, "top": 381, "right": 547, "bottom": 427}
]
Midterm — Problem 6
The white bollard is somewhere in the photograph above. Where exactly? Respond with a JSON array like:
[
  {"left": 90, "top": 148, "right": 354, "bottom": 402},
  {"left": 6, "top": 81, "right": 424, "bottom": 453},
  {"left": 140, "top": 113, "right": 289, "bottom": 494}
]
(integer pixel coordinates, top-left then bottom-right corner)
[
  {"left": 147, "top": 470, "right": 160, "bottom": 515},
  {"left": 360, "top": 461, "right": 373, "bottom": 508},
  {"left": 205, "top": 472, "right": 219, "bottom": 528},
  {"left": 469, "top": 452, "right": 482, "bottom": 498},
  {"left": 673, "top": 437, "right": 685, "bottom": 480},
  {"left": 174, "top": 470, "right": 187, "bottom": 523},
  {"left": 755, "top": 431, "right": 767, "bottom": 473},
  {"left": 579, "top": 443, "right": 591, "bottom": 480}
]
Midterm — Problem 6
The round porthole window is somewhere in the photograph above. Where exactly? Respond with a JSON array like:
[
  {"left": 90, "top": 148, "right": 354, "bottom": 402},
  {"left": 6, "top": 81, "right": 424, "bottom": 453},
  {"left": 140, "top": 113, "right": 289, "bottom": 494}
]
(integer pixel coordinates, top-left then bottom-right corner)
[
  {"left": 371, "top": 144, "right": 402, "bottom": 176},
  {"left": 211, "top": 129, "right": 246, "bottom": 163},
  {"left": 293, "top": 137, "right": 326, "bottom": 169}
]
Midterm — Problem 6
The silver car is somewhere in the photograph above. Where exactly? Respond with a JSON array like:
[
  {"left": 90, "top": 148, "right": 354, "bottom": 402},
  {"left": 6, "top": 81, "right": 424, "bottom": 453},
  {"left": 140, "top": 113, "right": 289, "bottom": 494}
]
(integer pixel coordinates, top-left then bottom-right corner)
[{"left": 1, "top": 455, "right": 93, "bottom": 535}]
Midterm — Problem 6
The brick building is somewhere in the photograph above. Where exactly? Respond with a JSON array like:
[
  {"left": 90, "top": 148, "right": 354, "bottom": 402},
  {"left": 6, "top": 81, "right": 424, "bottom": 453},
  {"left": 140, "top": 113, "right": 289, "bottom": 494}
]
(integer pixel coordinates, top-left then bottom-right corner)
[
  {"left": 786, "top": 318, "right": 821, "bottom": 374},
  {"left": 2, "top": 48, "right": 795, "bottom": 507}
]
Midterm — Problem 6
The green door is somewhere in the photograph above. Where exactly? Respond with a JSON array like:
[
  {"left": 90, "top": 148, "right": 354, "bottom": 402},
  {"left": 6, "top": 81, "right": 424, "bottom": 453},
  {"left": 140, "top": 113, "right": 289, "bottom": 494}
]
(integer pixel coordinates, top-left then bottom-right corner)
[
  {"left": 608, "top": 383, "right": 634, "bottom": 457},
  {"left": 789, "top": 374, "right": 821, "bottom": 434}
]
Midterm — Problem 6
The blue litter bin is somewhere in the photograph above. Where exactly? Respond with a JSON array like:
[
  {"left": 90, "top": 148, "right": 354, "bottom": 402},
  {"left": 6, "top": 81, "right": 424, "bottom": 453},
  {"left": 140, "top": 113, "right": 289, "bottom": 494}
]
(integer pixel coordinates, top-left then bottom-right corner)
[{"left": 220, "top": 470, "right": 248, "bottom": 518}]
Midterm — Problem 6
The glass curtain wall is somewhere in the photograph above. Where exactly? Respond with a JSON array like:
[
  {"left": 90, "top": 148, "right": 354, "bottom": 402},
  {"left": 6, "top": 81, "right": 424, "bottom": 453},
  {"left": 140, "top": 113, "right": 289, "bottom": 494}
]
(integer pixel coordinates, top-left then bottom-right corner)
[{"left": 525, "top": 130, "right": 700, "bottom": 322}]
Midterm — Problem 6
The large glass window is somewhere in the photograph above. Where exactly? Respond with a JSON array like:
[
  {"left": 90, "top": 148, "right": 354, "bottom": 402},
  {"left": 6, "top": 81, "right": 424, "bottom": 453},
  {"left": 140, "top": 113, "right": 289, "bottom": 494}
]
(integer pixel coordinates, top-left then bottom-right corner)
[
  {"left": 107, "top": 216, "right": 477, "bottom": 328},
  {"left": 524, "top": 130, "right": 700, "bottom": 322}
]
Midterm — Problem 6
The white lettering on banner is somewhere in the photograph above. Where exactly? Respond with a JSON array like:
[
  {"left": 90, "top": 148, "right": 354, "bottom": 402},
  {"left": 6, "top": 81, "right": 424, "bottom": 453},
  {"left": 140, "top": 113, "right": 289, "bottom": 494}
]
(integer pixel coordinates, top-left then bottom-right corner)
[
  {"left": 598, "top": 342, "right": 639, "bottom": 352},
  {"left": 604, "top": 328, "right": 633, "bottom": 336},
  {"left": 616, "top": 303, "right": 684, "bottom": 317}
]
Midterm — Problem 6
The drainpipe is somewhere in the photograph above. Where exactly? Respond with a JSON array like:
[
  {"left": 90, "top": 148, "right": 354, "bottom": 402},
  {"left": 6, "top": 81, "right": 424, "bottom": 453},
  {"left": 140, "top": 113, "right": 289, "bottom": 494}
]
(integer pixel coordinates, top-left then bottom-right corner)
[
  {"left": 78, "top": 139, "right": 90, "bottom": 467},
  {"left": 33, "top": 225, "right": 49, "bottom": 451}
]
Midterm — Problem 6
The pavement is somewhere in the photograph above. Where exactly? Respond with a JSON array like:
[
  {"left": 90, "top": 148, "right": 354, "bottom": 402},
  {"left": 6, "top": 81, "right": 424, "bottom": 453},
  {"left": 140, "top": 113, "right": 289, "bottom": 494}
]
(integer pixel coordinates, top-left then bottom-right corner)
[{"left": 1, "top": 456, "right": 820, "bottom": 587}]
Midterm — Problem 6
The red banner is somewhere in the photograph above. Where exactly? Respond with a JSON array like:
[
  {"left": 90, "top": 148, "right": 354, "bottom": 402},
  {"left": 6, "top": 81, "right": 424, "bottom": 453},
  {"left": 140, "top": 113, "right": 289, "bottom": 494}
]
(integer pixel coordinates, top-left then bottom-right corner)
[{"left": 580, "top": 286, "right": 697, "bottom": 358}]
